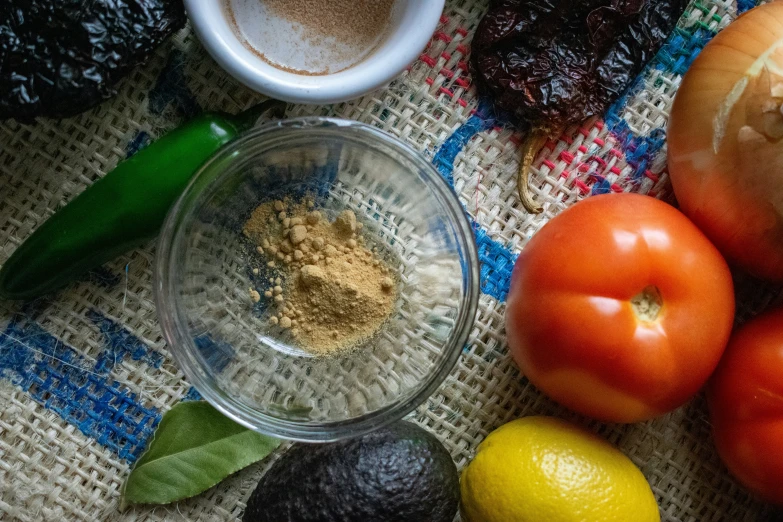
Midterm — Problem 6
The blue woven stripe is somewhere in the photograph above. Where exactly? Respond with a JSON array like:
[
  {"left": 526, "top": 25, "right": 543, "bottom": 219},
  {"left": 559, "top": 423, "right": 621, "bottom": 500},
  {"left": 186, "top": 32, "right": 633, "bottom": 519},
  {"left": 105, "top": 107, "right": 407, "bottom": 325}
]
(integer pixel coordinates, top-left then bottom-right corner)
[
  {"left": 183, "top": 387, "right": 203, "bottom": 401},
  {"left": 474, "top": 227, "right": 516, "bottom": 302},
  {"left": 654, "top": 27, "right": 713, "bottom": 76},
  {"left": 433, "top": 112, "right": 495, "bottom": 186},
  {"left": 432, "top": 104, "right": 518, "bottom": 303},
  {"left": 737, "top": 0, "right": 757, "bottom": 14},
  {"left": 0, "top": 314, "right": 163, "bottom": 462},
  {"left": 149, "top": 50, "right": 201, "bottom": 119},
  {"left": 603, "top": 25, "right": 715, "bottom": 180},
  {"left": 88, "top": 309, "right": 164, "bottom": 373}
]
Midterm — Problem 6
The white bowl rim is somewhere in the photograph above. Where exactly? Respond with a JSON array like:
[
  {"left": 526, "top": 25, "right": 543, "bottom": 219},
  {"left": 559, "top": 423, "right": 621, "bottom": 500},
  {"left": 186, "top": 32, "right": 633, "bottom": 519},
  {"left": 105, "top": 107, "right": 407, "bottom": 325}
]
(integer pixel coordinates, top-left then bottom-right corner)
[{"left": 184, "top": 0, "right": 446, "bottom": 104}]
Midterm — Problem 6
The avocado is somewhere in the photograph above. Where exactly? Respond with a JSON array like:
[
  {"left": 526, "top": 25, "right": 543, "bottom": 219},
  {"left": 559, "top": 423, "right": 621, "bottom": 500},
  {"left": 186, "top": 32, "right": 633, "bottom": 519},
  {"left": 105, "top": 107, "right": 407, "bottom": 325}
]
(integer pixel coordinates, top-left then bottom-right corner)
[{"left": 242, "top": 421, "right": 459, "bottom": 522}]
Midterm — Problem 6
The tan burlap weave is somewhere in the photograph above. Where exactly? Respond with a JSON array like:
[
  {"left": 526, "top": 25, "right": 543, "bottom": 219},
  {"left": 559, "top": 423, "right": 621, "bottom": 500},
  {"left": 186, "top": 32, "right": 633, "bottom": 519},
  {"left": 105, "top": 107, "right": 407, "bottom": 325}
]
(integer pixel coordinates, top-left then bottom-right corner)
[{"left": 1, "top": 0, "right": 782, "bottom": 520}]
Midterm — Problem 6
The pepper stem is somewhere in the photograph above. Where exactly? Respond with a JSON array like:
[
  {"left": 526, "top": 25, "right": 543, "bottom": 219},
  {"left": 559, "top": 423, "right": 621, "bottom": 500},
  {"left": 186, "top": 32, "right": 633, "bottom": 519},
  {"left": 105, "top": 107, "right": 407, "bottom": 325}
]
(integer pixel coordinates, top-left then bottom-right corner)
[
  {"left": 231, "top": 99, "right": 287, "bottom": 132},
  {"left": 517, "top": 130, "right": 549, "bottom": 214}
]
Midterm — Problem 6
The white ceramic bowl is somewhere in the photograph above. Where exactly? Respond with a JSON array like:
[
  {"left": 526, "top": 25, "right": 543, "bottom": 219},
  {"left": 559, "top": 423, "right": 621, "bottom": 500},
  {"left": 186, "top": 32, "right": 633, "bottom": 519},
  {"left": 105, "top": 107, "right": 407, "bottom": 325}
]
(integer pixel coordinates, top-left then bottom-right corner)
[{"left": 185, "top": 1, "right": 445, "bottom": 104}]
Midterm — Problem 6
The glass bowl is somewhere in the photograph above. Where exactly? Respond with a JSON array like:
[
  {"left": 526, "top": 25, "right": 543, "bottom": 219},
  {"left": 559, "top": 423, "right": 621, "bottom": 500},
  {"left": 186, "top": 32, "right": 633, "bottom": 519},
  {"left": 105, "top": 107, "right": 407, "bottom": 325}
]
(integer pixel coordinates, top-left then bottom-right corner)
[{"left": 155, "top": 118, "right": 479, "bottom": 441}]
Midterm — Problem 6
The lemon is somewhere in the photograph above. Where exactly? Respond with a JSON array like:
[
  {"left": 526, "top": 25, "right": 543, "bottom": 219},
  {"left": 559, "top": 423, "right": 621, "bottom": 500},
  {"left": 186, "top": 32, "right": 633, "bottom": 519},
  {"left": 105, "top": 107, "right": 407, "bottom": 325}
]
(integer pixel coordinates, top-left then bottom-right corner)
[{"left": 460, "top": 416, "right": 660, "bottom": 522}]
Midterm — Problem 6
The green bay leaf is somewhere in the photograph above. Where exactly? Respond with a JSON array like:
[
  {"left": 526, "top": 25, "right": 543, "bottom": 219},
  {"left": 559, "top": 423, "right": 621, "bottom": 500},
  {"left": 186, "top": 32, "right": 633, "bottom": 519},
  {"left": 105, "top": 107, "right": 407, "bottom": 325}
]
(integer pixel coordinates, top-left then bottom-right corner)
[{"left": 121, "top": 401, "right": 279, "bottom": 509}]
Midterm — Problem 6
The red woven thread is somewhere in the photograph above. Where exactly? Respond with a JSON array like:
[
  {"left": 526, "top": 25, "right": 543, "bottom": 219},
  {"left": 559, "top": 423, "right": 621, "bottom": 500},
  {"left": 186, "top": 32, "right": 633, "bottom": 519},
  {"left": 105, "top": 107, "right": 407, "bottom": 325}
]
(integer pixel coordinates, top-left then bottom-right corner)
[
  {"left": 455, "top": 77, "right": 470, "bottom": 89},
  {"left": 418, "top": 16, "right": 475, "bottom": 107},
  {"left": 420, "top": 54, "right": 437, "bottom": 67},
  {"left": 435, "top": 31, "right": 453, "bottom": 43},
  {"left": 435, "top": 67, "right": 470, "bottom": 88},
  {"left": 559, "top": 151, "right": 575, "bottom": 164},
  {"left": 590, "top": 156, "right": 607, "bottom": 168},
  {"left": 416, "top": 16, "right": 473, "bottom": 109},
  {"left": 574, "top": 179, "right": 590, "bottom": 193},
  {"left": 424, "top": 78, "right": 468, "bottom": 107}
]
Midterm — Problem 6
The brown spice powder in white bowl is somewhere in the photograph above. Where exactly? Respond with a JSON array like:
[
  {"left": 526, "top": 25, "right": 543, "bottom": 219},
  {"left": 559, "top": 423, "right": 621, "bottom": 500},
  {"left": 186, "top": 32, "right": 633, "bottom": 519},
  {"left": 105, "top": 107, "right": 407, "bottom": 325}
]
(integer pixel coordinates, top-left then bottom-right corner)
[{"left": 228, "top": 0, "right": 395, "bottom": 75}]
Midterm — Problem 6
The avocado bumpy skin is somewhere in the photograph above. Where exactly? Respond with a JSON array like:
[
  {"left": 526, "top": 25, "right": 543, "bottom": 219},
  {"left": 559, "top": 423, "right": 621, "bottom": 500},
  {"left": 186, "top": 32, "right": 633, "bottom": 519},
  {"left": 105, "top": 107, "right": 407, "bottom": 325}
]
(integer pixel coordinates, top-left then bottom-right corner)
[{"left": 242, "top": 421, "right": 460, "bottom": 522}]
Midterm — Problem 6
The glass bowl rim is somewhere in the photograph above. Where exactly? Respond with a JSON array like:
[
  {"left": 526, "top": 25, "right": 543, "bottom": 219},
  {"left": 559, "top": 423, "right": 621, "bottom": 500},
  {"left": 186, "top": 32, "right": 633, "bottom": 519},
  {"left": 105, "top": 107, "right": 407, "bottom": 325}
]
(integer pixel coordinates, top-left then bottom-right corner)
[{"left": 154, "top": 117, "right": 480, "bottom": 441}]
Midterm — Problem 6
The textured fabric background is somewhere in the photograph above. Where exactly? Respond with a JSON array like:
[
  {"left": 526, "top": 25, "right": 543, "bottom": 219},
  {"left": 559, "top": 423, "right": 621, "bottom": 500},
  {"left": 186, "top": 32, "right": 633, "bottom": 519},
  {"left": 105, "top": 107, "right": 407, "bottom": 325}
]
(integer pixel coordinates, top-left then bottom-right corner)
[{"left": 1, "top": 0, "right": 783, "bottom": 520}]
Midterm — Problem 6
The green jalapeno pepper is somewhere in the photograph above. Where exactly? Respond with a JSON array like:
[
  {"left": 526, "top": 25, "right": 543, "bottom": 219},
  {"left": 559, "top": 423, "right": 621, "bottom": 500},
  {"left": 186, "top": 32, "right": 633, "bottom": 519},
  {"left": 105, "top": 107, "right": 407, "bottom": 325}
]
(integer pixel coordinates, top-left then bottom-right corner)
[{"left": 0, "top": 99, "right": 285, "bottom": 300}]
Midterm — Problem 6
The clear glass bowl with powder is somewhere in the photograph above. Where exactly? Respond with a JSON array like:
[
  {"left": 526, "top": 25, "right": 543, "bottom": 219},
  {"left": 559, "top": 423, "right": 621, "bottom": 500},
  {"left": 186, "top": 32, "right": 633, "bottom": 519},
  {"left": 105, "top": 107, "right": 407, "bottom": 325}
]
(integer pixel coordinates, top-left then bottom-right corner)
[{"left": 155, "top": 118, "right": 479, "bottom": 441}]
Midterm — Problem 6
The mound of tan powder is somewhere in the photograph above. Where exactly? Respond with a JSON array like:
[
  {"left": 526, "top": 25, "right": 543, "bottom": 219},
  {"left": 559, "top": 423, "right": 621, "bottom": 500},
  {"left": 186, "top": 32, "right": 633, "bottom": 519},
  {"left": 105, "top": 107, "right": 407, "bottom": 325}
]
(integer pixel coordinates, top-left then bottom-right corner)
[{"left": 243, "top": 198, "right": 398, "bottom": 356}]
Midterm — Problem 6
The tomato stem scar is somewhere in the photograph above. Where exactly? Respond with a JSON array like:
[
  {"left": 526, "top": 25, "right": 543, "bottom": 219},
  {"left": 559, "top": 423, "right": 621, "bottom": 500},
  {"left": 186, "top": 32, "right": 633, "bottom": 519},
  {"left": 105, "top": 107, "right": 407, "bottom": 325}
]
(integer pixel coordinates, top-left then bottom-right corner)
[{"left": 631, "top": 286, "right": 663, "bottom": 321}]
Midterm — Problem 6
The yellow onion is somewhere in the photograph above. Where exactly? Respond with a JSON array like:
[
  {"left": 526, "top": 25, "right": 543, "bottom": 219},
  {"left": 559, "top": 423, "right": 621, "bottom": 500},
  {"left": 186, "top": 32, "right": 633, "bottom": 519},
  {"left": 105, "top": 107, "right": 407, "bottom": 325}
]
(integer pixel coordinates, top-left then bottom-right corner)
[{"left": 668, "top": 2, "right": 783, "bottom": 281}]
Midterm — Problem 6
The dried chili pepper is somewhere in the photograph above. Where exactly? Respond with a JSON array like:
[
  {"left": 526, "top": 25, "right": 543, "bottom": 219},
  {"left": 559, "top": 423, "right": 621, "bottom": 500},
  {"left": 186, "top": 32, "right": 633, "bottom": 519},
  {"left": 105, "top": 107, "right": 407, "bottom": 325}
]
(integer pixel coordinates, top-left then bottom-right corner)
[
  {"left": 472, "top": 0, "right": 687, "bottom": 212},
  {"left": 1, "top": 0, "right": 186, "bottom": 121}
]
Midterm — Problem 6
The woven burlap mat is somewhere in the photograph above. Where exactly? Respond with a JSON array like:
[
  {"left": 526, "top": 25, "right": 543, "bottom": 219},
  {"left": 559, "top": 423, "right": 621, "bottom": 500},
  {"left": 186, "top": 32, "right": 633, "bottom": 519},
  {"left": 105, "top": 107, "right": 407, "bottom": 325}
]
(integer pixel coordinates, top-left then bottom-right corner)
[{"left": 1, "top": 1, "right": 782, "bottom": 520}]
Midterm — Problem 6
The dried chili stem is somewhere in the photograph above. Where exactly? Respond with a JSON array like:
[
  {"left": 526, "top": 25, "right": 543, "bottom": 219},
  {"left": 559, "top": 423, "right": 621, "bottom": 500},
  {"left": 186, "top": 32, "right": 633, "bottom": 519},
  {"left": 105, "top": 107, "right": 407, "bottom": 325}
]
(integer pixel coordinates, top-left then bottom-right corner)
[{"left": 517, "top": 130, "right": 549, "bottom": 214}]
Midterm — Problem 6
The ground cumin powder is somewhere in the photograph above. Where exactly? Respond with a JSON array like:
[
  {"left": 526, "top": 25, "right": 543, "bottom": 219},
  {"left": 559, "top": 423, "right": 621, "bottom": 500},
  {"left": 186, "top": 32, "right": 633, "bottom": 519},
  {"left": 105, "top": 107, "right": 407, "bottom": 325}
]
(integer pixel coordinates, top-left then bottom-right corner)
[
  {"left": 243, "top": 198, "right": 398, "bottom": 356},
  {"left": 263, "top": 0, "right": 394, "bottom": 48}
]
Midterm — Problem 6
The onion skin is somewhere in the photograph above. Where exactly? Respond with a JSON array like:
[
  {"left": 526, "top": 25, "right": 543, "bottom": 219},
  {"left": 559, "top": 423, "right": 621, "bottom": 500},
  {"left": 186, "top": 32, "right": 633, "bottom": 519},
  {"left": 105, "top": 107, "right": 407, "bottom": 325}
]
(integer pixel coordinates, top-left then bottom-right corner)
[{"left": 668, "top": 2, "right": 783, "bottom": 282}]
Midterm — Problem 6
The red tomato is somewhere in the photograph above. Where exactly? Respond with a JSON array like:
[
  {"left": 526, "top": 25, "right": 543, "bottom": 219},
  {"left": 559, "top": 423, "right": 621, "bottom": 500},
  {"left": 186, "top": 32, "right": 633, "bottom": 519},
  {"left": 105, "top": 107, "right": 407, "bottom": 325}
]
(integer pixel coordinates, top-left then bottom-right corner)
[
  {"left": 707, "top": 307, "right": 783, "bottom": 505},
  {"left": 505, "top": 193, "right": 735, "bottom": 423}
]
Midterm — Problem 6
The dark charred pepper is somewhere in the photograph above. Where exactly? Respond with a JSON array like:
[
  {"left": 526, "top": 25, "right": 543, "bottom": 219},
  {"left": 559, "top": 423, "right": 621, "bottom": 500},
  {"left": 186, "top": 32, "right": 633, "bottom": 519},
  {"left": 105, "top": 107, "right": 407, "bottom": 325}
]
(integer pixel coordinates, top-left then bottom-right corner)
[
  {"left": 1, "top": 0, "right": 186, "bottom": 121},
  {"left": 472, "top": 0, "right": 687, "bottom": 212},
  {"left": 0, "top": 100, "right": 286, "bottom": 301}
]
